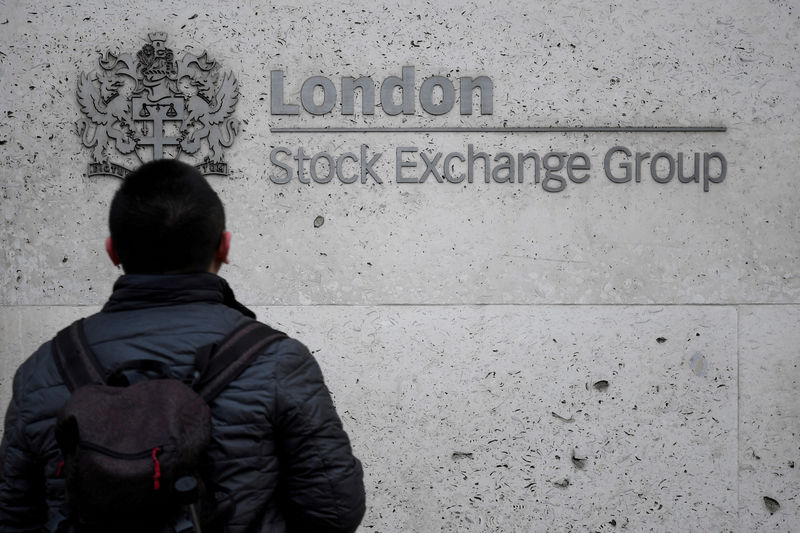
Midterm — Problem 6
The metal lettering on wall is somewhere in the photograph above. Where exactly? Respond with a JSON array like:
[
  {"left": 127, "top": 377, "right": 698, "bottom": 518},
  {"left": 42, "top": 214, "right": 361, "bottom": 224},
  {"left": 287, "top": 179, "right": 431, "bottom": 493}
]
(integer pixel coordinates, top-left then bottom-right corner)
[
  {"left": 77, "top": 33, "right": 239, "bottom": 178},
  {"left": 269, "top": 68, "right": 728, "bottom": 193}
]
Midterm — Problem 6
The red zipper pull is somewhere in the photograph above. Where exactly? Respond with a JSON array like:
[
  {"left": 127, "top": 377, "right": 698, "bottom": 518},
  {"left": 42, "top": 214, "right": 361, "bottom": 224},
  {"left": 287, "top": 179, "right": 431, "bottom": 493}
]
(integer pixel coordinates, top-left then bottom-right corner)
[{"left": 152, "top": 447, "right": 161, "bottom": 490}]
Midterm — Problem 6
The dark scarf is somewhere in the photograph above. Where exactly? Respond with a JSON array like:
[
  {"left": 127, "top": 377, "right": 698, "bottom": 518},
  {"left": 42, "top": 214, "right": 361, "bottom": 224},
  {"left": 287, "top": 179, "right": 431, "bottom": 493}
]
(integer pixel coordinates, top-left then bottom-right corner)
[{"left": 102, "top": 273, "right": 256, "bottom": 318}]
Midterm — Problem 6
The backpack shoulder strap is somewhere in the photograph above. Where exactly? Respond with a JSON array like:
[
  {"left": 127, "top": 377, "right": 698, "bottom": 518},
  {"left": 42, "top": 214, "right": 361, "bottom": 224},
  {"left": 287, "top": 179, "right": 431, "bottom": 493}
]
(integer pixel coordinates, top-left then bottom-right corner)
[
  {"left": 52, "top": 319, "right": 107, "bottom": 391},
  {"left": 194, "top": 321, "right": 287, "bottom": 402}
]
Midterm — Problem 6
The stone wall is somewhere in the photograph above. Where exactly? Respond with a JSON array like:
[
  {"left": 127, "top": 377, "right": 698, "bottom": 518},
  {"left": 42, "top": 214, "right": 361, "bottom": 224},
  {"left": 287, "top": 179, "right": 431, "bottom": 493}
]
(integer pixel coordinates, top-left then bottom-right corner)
[{"left": 1, "top": 1, "right": 797, "bottom": 530}]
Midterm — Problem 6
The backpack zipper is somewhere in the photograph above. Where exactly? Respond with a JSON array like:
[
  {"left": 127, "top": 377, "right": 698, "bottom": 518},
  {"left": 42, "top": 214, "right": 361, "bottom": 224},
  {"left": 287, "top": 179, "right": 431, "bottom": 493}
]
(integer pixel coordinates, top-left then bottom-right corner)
[
  {"left": 78, "top": 441, "right": 162, "bottom": 460},
  {"left": 78, "top": 442, "right": 164, "bottom": 490}
]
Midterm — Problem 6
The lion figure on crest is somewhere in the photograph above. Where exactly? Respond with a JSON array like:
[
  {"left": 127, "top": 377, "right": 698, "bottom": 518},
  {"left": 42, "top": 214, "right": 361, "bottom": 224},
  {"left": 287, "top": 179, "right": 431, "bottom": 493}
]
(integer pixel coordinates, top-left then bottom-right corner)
[
  {"left": 180, "top": 71, "right": 239, "bottom": 163},
  {"left": 76, "top": 71, "right": 136, "bottom": 162}
]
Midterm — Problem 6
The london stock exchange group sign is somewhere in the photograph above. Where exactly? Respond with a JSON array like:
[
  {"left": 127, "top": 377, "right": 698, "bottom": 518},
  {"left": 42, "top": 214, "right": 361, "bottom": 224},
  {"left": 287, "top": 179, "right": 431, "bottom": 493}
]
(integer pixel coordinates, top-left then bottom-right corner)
[{"left": 76, "top": 33, "right": 239, "bottom": 178}]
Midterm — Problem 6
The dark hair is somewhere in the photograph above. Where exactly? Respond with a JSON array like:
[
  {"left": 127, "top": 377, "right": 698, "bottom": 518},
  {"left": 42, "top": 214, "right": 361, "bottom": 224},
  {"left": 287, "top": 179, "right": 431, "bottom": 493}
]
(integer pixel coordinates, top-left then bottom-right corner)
[{"left": 109, "top": 160, "right": 225, "bottom": 274}]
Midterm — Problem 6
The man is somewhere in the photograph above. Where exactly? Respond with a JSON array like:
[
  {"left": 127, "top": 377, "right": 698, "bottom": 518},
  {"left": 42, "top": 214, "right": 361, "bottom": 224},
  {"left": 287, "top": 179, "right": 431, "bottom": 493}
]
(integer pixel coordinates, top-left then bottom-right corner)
[{"left": 0, "top": 159, "right": 366, "bottom": 532}]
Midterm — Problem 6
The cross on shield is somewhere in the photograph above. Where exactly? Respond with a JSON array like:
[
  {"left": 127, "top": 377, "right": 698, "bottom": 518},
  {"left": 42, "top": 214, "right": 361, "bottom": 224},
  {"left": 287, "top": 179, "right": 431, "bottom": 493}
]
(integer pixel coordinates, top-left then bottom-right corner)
[{"left": 131, "top": 96, "right": 185, "bottom": 160}]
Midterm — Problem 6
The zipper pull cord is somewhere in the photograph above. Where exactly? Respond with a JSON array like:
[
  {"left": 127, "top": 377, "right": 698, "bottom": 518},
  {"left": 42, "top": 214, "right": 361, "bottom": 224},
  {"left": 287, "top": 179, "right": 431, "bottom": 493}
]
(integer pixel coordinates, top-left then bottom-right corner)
[{"left": 152, "top": 447, "right": 161, "bottom": 490}]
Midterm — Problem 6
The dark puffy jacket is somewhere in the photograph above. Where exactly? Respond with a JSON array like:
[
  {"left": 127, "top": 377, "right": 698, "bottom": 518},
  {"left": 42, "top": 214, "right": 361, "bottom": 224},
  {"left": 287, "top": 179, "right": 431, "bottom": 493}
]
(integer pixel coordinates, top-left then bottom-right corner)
[{"left": 0, "top": 274, "right": 365, "bottom": 533}]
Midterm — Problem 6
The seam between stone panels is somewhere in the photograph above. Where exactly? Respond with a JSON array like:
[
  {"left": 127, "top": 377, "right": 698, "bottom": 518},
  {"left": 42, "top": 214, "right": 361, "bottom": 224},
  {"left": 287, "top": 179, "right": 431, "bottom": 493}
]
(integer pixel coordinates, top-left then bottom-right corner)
[
  {"left": 736, "top": 305, "right": 741, "bottom": 530},
  {"left": 249, "top": 303, "right": 798, "bottom": 308},
  {"left": 248, "top": 303, "right": 800, "bottom": 308},
  {"left": 3, "top": 303, "right": 800, "bottom": 308}
]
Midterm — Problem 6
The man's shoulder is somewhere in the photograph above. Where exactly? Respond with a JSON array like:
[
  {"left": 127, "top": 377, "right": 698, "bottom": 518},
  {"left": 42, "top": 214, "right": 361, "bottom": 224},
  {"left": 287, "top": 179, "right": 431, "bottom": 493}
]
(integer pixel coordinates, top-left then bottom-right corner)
[
  {"left": 254, "top": 333, "right": 315, "bottom": 369},
  {"left": 9, "top": 336, "right": 68, "bottom": 438},
  {"left": 261, "top": 334, "right": 308, "bottom": 355},
  {"left": 9, "top": 309, "right": 317, "bottom": 415},
  {"left": 226, "top": 329, "right": 328, "bottom": 400},
  {"left": 14, "top": 337, "right": 55, "bottom": 383},
  {"left": 10, "top": 304, "right": 248, "bottom": 396}
]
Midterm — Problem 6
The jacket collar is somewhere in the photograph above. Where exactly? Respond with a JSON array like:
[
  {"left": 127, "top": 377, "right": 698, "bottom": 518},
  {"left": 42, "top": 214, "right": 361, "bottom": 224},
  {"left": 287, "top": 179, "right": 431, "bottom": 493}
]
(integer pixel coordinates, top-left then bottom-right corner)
[{"left": 103, "top": 273, "right": 256, "bottom": 318}]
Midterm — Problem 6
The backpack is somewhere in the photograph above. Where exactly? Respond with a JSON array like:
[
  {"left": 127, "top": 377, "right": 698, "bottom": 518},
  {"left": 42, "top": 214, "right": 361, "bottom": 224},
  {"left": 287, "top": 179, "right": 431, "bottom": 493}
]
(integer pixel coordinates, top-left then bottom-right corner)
[{"left": 51, "top": 318, "right": 286, "bottom": 533}]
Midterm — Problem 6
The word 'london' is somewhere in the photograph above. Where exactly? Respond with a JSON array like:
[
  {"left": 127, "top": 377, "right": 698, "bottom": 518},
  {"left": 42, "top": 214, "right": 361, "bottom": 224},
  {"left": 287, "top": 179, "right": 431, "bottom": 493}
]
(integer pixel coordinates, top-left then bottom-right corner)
[{"left": 271, "top": 66, "right": 493, "bottom": 116}]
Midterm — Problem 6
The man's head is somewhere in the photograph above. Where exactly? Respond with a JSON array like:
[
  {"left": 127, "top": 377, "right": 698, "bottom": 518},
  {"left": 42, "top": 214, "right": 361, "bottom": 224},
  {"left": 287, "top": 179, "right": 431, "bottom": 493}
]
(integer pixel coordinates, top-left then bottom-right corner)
[{"left": 107, "top": 159, "right": 230, "bottom": 274}]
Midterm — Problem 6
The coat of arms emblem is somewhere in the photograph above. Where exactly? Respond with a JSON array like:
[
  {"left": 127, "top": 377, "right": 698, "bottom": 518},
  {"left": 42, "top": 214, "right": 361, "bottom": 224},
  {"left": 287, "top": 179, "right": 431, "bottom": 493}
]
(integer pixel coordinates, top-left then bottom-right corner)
[{"left": 77, "top": 33, "right": 239, "bottom": 177}]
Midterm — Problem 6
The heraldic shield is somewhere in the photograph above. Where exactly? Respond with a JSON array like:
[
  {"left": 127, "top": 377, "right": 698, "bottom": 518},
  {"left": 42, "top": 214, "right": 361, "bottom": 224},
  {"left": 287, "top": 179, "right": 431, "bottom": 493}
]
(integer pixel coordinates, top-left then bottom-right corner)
[{"left": 77, "top": 33, "right": 239, "bottom": 178}]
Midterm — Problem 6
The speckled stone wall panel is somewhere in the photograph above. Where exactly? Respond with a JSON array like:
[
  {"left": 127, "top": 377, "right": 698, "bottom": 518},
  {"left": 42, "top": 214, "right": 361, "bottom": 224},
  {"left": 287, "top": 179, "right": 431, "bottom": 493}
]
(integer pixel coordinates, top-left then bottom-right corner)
[
  {"left": 739, "top": 306, "right": 800, "bottom": 532},
  {"left": 1, "top": 0, "right": 799, "bottom": 305},
  {"left": 1, "top": 0, "right": 798, "bottom": 530},
  {"left": 266, "top": 305, "right": 739, "bottom": 532},
  {"left": 0, "top": 305, "right": 740, "bottom": 531}
]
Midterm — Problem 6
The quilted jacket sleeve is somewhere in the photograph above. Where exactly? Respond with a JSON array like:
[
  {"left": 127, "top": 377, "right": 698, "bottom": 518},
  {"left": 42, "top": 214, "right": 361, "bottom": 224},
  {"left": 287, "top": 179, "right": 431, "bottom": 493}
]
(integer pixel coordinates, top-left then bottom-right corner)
[
  {"left": 274, "top": 340, "right": 365, "bottom": 533},
  {"left": 0, "top": 369, "right": 48, "bottom": 532}
]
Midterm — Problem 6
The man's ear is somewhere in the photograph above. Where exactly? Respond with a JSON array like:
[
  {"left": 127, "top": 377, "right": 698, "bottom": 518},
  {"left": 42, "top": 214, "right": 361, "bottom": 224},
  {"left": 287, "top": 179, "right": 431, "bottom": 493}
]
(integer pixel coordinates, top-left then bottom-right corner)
[
  {"left": 216, "top": 231, "right": 232, "bottom": 265},
  {"left": 105, "top": 237, "right": 121, "bottom": 266}
]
